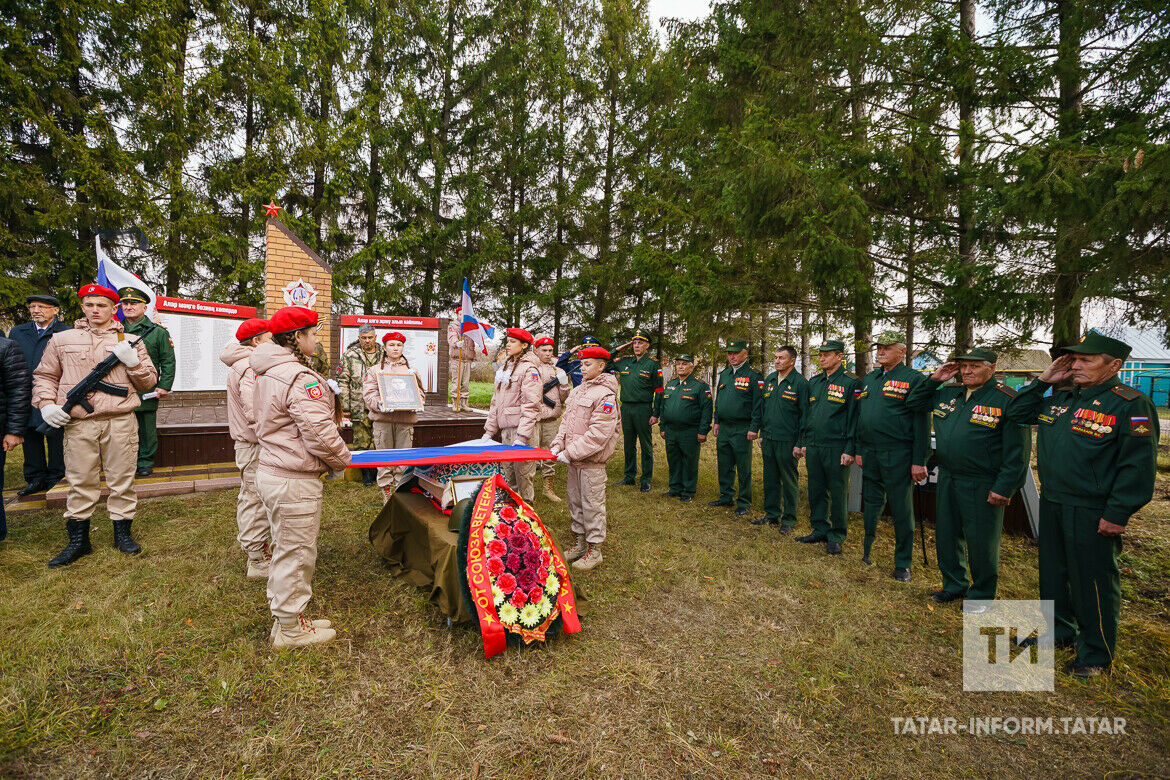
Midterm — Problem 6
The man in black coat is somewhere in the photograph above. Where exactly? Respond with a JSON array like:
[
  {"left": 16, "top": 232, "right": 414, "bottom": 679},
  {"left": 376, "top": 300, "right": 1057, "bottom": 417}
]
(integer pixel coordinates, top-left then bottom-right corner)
[
  {"left": 0, "top": 333, "right": 31, "bottom": 540},
  {"left": 8, "top": 294, "right": 71, "bottom": 494}
]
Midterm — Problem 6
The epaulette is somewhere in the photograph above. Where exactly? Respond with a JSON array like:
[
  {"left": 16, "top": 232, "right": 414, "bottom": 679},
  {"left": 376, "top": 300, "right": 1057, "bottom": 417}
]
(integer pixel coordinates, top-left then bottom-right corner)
[
  {"left": 994, "top": 383, "right": 1018, "bottom": 398},
  {"left": 1111, "top": 385, "right": 1141, "bottom": 401}
]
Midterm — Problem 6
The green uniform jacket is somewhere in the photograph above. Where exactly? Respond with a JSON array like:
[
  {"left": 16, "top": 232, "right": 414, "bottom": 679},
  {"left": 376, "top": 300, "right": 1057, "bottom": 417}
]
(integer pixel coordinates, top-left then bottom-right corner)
[
  {"left": 714, "top": 364, "right": 763, "bottom": 432},
  {"left": 906, "top": 378, "right": 1031, "bottom": 497},
  {"left": 856, "top": 363, "right": 931, "bottom": 465},
  {"left": 801, "top": 367, "right": 859, "bottom": 454},
  {"left": 1005, "top": 376, "right": 1159, "bottom": 525},
  {"left": 656, "top": 375, "right": 713, "bottom": 434},
  {"left": 123, "top": 316, "right": 175, "bottom": 412},
  {"left": 762, "top": 369, "right": 809, "bottom": 445},
  {"left": 613, "top": 355, "right": 663, "bottom": 405}
]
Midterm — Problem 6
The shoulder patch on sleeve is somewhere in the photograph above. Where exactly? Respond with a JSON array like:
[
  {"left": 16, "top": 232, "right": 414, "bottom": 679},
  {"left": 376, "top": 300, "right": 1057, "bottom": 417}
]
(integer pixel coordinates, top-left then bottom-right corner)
[
  {"left": 600, "top": 401, "right": 614, "bottom": 414},
  {"left": 529, "top": 369, "right": 540, "bottom": 381},
  {"left": 1129, "top": 415, "right": 1153, "bottom": 436},
  {"left": 304, "top": 380, "right": 323, "bottom": 400},
  {"left": 1111, "top": 385, "right": 1141, "bottom": 401},
  {"left": 995, "top": 383, "right": 1018, "bottom": 398}
]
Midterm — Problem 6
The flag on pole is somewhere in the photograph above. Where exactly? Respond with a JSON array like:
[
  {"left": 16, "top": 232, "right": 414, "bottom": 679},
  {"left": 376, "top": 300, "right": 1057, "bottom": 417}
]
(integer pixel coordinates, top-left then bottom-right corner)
[
  {"left": 96, "top": 236, "right": 156, "bottom": 321},
  {"left": 460, "top": 278, "right": 495, "bottom": 356}
]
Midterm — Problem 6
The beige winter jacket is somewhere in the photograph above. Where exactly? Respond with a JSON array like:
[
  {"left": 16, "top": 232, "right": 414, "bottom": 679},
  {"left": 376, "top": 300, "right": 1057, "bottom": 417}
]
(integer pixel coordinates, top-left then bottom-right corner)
[
  {"left": 250, "top": 341, "right": 351, "bottom": 478},
  {"left": 536, "top": 358, "right": 570, "bottom": 421},
  {"left": 485, "top": 350, "right": 543, "bottom": 441},
  {"left": 220, "top": 340, "right": 257, "bottom": 443},
  {"left": 33, "top": 318, "right": 157, "bottom": 420},
  {"left": 362, "top": 356, "right": 424, "bottom": 424},
  {"left": 551, "top": 372, "right": 620, "bottom": 467},
  {"left": 448, "top": 321, "right": 476, "bottom": 360}
]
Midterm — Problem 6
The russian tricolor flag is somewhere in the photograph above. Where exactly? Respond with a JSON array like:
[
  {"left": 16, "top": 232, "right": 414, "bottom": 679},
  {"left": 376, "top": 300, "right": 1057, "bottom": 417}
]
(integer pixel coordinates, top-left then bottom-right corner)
[
  {"left": 96, "top": 236, "right": 156, "bottom": 322},
  {"left": 460, "top": 278, "right": 495, "bottom": 355}
]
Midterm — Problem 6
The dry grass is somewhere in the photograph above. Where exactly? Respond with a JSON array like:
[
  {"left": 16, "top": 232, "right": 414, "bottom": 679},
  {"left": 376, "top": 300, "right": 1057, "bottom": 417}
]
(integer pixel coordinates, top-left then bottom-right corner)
[{"left": 1, "top": 439, "right": 1168, "bottom": 778}]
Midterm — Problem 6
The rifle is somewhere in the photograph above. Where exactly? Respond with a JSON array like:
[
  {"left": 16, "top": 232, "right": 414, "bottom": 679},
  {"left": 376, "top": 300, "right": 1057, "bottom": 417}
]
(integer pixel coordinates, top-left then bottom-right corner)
[{"left": 38, "top": 324, "right": 156, "bottom": 434}]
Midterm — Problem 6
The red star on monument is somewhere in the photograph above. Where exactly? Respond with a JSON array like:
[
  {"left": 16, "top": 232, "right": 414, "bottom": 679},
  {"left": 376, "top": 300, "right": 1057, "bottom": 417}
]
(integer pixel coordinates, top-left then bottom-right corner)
[{"left": 264, "top": 200, "right": 279, "bottom": 217}]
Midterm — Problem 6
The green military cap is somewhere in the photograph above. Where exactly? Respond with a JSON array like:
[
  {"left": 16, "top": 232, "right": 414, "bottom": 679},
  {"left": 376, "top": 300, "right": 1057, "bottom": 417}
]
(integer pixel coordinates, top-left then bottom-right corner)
[
  {"left": 817, "top": 339, "right": 845, "bottom": 353},
  {"left": 632, "top": 329, "right": 650, "bottom": 343},
  {"left": 725, "top": 339, "right": 748, "bottom": 353},
  {"left": 1059, "top": 329, "right": 1132, "bottom": 361},
  {"left": 117, "top": 286, "right": 151, "bottom": 304},
  {"left": 675, "top": 353, "right": 695, "bottom": 363},
  {"left": 954, "top": 346, "right": 998, "bottom": 363},
  {"left": 874, "top": 330, "right": 905, "bottom": 347}
]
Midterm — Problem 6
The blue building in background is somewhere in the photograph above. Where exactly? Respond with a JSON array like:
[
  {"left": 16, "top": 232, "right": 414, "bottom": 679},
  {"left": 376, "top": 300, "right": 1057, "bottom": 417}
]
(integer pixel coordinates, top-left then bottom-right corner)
[{"left": 1095, "top": 325, "right": 1170, "bottom": 407}]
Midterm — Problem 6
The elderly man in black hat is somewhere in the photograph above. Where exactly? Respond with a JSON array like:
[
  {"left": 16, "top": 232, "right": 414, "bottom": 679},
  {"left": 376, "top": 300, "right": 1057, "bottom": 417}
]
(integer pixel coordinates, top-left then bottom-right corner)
[{"left": 8, "top": 294, "right": 71, "bottom": 495}]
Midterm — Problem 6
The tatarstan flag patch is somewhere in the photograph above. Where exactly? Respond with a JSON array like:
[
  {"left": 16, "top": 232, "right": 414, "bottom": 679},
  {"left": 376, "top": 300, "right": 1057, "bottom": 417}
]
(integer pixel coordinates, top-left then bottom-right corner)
[{"left": 305, "top": 380, "right": 323, "bottom": 400}]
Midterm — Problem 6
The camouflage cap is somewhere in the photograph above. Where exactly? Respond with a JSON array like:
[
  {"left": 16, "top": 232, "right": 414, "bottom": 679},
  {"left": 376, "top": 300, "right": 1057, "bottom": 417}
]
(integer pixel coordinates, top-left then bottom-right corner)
[{"left": 874, "top": 330, "right": 905, "bottom": 347}]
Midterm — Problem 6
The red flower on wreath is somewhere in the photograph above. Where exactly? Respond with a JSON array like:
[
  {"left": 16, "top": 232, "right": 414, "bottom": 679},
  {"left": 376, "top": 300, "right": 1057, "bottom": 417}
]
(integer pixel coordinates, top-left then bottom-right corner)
[
  {"left": 486, "top": 538, "right": 507, "bottom": 557},
  {"left": 528, "top": 586, "right": 544, "bottom": 604},
  {"left": 510, "top": 591, "right": 527, "bottom": 608},
  {"left": 494, "top": 522, "right": 511, "bottom": 537},
  {"left": 487, "top": 558, "right": 505, "bottom": 577},
  {"left": 499, "top": 506, "right": 518, "bottom": 521},
  {"left": 536, "top": 566, "right": 548, "bottom": 582},
  {"left": 540, "top": 549, "right": 551, "bottom": 567},
  {"left": 497, "top": 572, "right": 517, "bottom": 594},
  {"left": 514, "top": 520, "right": 530, "bottom": 535}
]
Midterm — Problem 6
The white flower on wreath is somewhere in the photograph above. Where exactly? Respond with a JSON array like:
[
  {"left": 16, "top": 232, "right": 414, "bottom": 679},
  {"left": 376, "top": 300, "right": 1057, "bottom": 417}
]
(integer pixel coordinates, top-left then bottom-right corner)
[
  {"left": 545, "top": 574, "right": 560, "bottom": 597},
  {"left": 499, "top": 604, "right": 520, "bottom": 624},
  {"left": 492, "top": 584, "right": 505, "bottom": 606},
  {"left": 519, "top": 604, "right": 541, "bottom": 628},
  {"left": 536, "top": 596, "right": 553, "bottom": 618}
]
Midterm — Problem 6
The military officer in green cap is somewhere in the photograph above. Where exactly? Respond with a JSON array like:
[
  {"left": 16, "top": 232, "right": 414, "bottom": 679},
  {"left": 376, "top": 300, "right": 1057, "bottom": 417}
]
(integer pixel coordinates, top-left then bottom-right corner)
[
  {"left": 655, "top": 353, "right": 712, "bottom": 502},
  {"left": 1005, "top": 330, "right": 1159, "bottom": 678},
  {"left": 612, "top": 329, "right": 663, "bottom": 491},
  {"left": 756, "top": 346, "right": 809, "bottom": 532},
  {"left": 119, "top": 287, "right": 176, "bottom": 477},
  {"left": 906, "top": 347, "right": 1031, "bottom": 604},
  {"left": 855, "top": 331, "right": 930, "bottom": 578},
  {"left": 709, "top": 340, "right": 763, "bottom": 516},
  {"left": 796, "top": 339, "right": 858, "bottom": 550}
]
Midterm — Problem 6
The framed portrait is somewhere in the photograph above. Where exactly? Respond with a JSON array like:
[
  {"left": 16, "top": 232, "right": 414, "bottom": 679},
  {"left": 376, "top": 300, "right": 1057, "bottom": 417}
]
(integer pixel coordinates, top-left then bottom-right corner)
[{"left": 376, "top": 370, "right": 424, "bottom": 412}]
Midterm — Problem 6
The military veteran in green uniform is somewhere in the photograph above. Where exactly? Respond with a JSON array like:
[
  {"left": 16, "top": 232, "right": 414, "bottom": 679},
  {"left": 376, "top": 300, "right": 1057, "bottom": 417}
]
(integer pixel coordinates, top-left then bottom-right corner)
[
  {"left": 339, "top": 324, "right": 382, "bottom": 486},
  {"left": 612, "top": 330, "right": 663, "bottom": 492},
  {"left": 119, "top": 287, "right": 175, "bottom": 477},
  {"left": 855, "top": 331, "right": 930, "bottom": 579},
  {"left": 796, "top": 339, "right": 858, "bottom": 551},
  {"left": 1005, "top": 330, "right": 1159, "bottom": 678},
  {"left": 906, "top": 347, "right": 1030, "bottom": 605},
  {"left": 655, "top": 353, "right": 712, "bottom": 502},
  {"left": 756, "top": 345, "right": 809, "bottom": 532},
  {"left": 709, "top": 339, "right": 763, "bottom": 516}
]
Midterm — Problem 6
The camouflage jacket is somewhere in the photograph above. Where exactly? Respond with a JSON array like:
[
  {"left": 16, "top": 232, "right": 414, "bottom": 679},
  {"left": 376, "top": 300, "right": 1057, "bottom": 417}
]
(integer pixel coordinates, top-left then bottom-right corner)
[{"left": 338, "top": 342, "right": 381, "bottom": 421}]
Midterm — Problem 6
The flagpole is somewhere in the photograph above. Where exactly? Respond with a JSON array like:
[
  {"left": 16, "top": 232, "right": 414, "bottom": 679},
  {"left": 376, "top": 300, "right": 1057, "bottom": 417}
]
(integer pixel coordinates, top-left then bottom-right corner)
[{"left": 455, "top": 348, "right": 463, "bottom": 412}]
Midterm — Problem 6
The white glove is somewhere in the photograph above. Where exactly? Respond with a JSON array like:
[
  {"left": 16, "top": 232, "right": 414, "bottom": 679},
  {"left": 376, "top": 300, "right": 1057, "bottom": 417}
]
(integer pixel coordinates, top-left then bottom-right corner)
[
  {"left": 556, "top": 451, "right": 570, "bottom": 464},
  {"left": 327, "top": 379, "right": 341, "bottom": 395},
  {"left": 41, "top": 404, "right": 71, "bottom": 428},
  {"left": 111, "top": 340, "right": 140, "bottom": 368},
  {"left": 556, "top": 368, "right": 569, "bottom": 386}
]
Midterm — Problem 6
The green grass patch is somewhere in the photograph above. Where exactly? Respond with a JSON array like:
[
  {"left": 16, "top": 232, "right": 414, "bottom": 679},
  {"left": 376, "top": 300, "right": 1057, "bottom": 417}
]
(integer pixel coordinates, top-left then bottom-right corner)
[
  {"left": 468, "top": 380, "right": 493, "bottom": 409},
  {"left": 1, "top": 440, "right": 1167, "bottom": 775}
]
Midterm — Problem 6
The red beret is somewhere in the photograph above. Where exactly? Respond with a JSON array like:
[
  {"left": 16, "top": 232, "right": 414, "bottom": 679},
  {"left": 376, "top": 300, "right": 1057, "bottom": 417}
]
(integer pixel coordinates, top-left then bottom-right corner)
[
  {"left": 269, "top": 305, "right": 318, "bottom": 335},
  {"left": 533, "top": 336, "right": 554, "bottom": 348},
  {"left": 78, "top": 284, "right": 119, "bottom": 303},
  {"left": 236, "top": 318, "right": 269, "bottom": 341},
  {"left": 579, "top": 346, "right": 610, "bottom": 360},
  {"left": 382, "top": 331, "right": 406, "bottom": 343},
  {"left": 505, "top": 327, "right": 534, "bottom": 344}
]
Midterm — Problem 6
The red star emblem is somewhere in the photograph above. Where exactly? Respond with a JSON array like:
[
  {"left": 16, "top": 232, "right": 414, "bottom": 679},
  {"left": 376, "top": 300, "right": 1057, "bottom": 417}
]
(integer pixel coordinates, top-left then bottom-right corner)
[{"left": 264, "top": 200, "right": 279, "bottom": 217}]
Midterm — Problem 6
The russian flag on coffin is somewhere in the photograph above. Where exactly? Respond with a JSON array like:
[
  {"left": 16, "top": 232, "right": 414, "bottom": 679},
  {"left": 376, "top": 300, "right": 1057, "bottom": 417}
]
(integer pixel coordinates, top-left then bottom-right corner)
[{"left": 350, "top": 443, "right": 554, "bottom": 468}]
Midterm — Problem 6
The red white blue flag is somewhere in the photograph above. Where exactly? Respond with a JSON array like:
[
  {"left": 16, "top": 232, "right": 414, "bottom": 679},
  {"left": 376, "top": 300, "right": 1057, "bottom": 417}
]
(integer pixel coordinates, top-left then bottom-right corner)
[{"left": 460, "top": 278, "right": 495, "bottom": 355}]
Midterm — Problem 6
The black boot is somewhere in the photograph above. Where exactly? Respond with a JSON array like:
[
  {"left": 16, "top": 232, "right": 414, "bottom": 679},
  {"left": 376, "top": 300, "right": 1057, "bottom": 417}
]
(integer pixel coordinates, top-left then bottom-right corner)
[
  {"left": 362, "top": 467, "right": 376, "bottom": 486},
  {"left": 48, "top": 519, "right": 92, "bottom": 568},
  {"left": 112, "top": 520, "right": 142, "bottom": 555}
]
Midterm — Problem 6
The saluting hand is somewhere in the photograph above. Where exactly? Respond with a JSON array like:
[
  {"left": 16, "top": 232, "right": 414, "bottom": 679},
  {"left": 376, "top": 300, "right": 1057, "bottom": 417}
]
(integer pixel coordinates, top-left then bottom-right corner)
[
  {"left": 1098, "top": 518, "right": 1126, "bottom": 537},
  {"left": 987, "top": 491, "right": 1010, "bottom": 506},
  {"left": 1039, "top": 354, "right": 1074, "bottom": 384},
  {"left": 931, "top": 362, "right": 960, "bottom": 383}
]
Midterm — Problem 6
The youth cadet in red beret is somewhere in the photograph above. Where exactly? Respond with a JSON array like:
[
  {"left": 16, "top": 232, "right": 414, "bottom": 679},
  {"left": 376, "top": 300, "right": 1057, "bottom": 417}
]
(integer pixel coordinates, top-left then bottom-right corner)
[
  {"left": 484, "top": 327, "right": 543, "bottom": 502},
  {"left": 219, "top": 318, "right": 273, "bottom": 578},
  {"left": 550, "top": 345, "right": 620, "bottom": 570},
  {"left": 362, "top": 331, "right": 425, "bottom": 502},
  {"left": 32, "top": 284, "right": 158, "bottom": 567}
]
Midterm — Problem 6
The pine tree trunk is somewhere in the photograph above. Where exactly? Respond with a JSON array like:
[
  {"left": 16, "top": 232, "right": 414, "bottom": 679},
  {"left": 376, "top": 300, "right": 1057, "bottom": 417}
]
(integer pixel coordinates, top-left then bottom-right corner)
[
  {"left": 1052, "top": 0, "right": 1084, "bottom": 349},
  {"left": 954, "top": 0, "right": 976, "bottom": 352}
]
